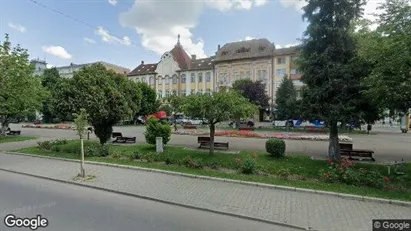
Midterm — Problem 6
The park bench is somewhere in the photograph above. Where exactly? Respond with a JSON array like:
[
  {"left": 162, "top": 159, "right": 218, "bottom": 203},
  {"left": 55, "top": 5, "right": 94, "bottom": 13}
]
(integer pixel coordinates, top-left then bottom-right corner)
[
  {"left": 197, "top": 136, "right": 229, "bottom": 150},
  {"left": 183, "top": 124, "right": 197, "bottom": 129},
  {"left": 112, "top": 132, "right": 136, "bottom": 143},
  {"left": 339, "top": 142, "right": 375, "bottom": 161}
]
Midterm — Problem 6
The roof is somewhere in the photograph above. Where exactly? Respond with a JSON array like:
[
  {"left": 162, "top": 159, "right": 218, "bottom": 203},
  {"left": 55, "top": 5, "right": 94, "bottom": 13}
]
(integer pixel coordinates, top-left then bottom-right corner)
[
  {"left": 180, "top": 56, "right": 215, "bottom": 71},
  {"left": 274, "top": 46, "right": 300, "bottom": 56},
  {"left": 215, "top": 38, "right": 275, "bottom": 62},
  {"left": 128, "top": 63, "right": 158, "bottom": 76},
  {"left": 170, "top": 44, "right": 191, "bottom": 69}
]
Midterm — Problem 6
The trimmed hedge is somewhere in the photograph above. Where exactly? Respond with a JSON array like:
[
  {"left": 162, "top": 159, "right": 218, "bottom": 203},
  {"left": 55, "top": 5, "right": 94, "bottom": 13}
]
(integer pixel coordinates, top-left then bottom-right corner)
[{"left": 265, "top": 138, "right": 286, "bottom": 157}]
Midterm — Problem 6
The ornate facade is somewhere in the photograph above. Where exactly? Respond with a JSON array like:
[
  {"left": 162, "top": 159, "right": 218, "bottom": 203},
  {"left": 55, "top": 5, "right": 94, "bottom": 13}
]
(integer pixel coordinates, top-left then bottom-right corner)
[{"left": 128, "top": 35, "right": 302, "bottom": 103}]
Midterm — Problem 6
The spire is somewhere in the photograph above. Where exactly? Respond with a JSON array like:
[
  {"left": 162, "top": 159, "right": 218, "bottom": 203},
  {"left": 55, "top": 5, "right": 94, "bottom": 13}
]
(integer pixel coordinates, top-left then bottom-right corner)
[{"left": 177, "top": 34, "right": 181, "bottom": 46}]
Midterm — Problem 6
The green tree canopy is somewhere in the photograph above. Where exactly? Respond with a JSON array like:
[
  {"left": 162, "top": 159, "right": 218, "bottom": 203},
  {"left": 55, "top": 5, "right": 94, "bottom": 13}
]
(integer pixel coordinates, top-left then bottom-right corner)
[
  {"left": 298, "top": 0, "right": 366, "bottom": 161},
  {"left": 52, "top": 63, "right": 142, "bottom": 144},
  {"left": 135, "top": 82, "right": 160, "bottom": 117},
  {"left": 182, "top": 91, "right": 257, "bottom": 154},
  {"left": 0, "top": 34, "right": 47, "bottom": 136},
  {"left": 360, "top": 0, "right": 411, "bottom": 113},
  {"left": 275, "top": 76, "right": 297, "bottom": 121},
  {"left": 232, "top": 79, "right": 270, "bottom": 108},
  {"left": 41, "top": 68, "right": 63, "bottom": 123},
  {"left": 167, "top": 95, "right": 187, "bottom": 114}
]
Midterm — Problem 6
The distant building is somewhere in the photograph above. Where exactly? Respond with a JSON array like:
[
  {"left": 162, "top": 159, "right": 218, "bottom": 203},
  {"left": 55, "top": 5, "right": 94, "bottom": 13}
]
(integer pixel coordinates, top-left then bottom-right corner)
[
  {"left": 56, "top": 61, "right": 130, "bottom": 78},
  {"left": 30, "top": 58, "right": 47, "bottom": 76}
]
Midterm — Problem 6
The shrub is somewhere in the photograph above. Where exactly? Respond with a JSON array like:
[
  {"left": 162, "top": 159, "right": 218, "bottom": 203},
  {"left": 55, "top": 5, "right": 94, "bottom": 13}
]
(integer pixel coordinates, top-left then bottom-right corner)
[
  {"left": 52, "top": 139, "right": 68, "bottom": 146},
  {"left": 111, "top": 151, "right": 122, "bottom": 158},
  {"left": 165, "top": 156, "right": 172, "bottom": 165},
  {"left": 38, "top": 141, "right": 52, "bottom": 150},
  {"left": 51, "top": 145, "right": 61, "bottom": 152},
  {"left": 210, "top": 161, "right": 218, "bottom": 170},
  {"left": 241, "top": 158, "right": 257, "bottom": 174},
  {"left": 130, "top": 151, "right": 140, "bottom": 160},
  {"left": 265, "top": 138, "right": 286, "bottom": 157},
  {"left": 144, "top": 118, "right": 171, "bottom": 145}
]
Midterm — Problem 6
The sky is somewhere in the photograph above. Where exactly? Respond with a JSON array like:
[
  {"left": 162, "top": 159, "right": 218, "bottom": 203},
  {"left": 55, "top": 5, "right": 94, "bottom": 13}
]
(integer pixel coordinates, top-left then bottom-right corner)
[{"left": 1, "top": 0, "right": 384, "bottom": 70}]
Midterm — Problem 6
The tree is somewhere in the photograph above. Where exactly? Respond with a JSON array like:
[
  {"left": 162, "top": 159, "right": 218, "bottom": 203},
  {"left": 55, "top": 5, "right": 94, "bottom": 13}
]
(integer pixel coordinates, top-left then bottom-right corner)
[
  {"left": 360, "top": 0, "right": 411, "bottom": 114},
  {"left": 159, "top": 104, "right": 172, "bottom": 116},
  {"left": 167, "top": 95, "right": 187, "bottom": 114},
  {"left": 135, "top": 82, "right": 160, "bottom": 118},
  {"left": 52, "top": 63, "right": 141, "bottom": 144},
  {"left": 182, "top": 91, "right": 257, "bottom": 154},
  {"left": 41, "top": 68, "right": 63, "bottom": 123},
  {"left": 74, "top": 108, "right": 88, "bottom": 177},
  {"left": 232, "top": 79, "right": 270, "bottom": 121},
  {"left": 298, "top": 0, "right": 366, "bottom": 161},
  {"left": 144, "top": 118, "right": 171, "bottom": 145},
  {"left": 0, "top": 34, "right": 47, "bottom": 136},
  {"left": 275, "top": 76, "right": 297, "bottom": 128}
]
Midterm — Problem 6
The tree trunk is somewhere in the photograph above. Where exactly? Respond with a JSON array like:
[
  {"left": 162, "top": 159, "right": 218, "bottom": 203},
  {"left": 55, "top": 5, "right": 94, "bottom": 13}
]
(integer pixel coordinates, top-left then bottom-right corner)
[
  {"left": 209, "top": 123, "right": 215, "bottom": 155},
  {"left": 328, "top": 120, "right": 340, "bottom": 162},
  {"left": 80, "top": 138, "right": 85, "bottom": 177},
  {"left": 0, "top": 118, "right": 9, "bottom": 137}
]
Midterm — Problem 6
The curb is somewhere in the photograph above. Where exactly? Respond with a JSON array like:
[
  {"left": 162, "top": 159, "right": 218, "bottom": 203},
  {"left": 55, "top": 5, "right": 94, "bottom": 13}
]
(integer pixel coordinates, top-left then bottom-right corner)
[
  {"left": 4, "top": 152, "right": 411, "bottom": 208},
  {"left": 0, "top": 168, "right": 311, "bottom": 231}
]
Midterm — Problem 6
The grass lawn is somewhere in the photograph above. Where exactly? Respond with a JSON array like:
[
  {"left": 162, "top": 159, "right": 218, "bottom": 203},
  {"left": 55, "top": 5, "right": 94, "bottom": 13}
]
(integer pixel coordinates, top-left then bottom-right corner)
[
  {"left": 0, "top": 136, "right": 37, "bottom": 144},
  {"left": 18, "top": 140, "right": 411, "bottom": 202}
]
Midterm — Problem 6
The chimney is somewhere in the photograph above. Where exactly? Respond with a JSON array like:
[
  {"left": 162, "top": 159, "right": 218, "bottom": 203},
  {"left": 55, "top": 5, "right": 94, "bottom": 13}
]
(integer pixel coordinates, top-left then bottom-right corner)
[
  {"left": 141, "top": 61, "right": 144, "bottom": 65},
  {"left": 218, "top": 45, "right": 221, "bottom": 50},
  {"left": 191, "top": 54, "right": 196, "bottom": 60}
]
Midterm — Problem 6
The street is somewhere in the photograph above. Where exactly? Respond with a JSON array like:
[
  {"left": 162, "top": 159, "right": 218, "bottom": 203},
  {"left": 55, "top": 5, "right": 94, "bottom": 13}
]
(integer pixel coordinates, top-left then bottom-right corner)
[
  {"left": 17, "top": 126, "right": 411, "bottom": 163},
  {"left": 0, "top": 171, "right": 297, "bottom": 231}
]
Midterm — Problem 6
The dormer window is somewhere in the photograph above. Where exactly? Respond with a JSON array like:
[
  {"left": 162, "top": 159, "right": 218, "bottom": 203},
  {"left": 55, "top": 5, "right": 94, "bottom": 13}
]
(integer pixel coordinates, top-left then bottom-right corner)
[
  {"left": 236, "top": 47, "right": 250, "bottom": 53},
  {"left": 258, "top": 46, "right": 266, "bottom": 51},
  {"left": 221, "top": 51, "right": 229, "bottom": 56}
]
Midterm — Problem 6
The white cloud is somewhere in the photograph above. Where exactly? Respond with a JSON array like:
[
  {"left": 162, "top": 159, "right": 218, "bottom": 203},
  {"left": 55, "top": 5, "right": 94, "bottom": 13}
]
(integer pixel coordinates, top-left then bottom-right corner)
[
  {"left": 41, "top": 46, "right": 72, "bottom": 59},
  {"left": 119, "top": 0, "right": 268, "bottom": 58},
  {"left": 275, "top": 42, "right": 301, "bottom": 49},
  {"left": 46, "top": 64, "right": 54, "bottom": 69},
  {"left": 84, "top": 37, "right": 96, "bottom": 44},
  {"left": 8, "top": 23, "right": 26, "bottom": 33},
  {"left": 278, "top": 0, "right": 386, "bottom": 29},
  {"left": 95, "top": 27, "right": 131, "bottom": 46},
  {"left": 108, "top": 0, "right": 117, "bottom": 6}
]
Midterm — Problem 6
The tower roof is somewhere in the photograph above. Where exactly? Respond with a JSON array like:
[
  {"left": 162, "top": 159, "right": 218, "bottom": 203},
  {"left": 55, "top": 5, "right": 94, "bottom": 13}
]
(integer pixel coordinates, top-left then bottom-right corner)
[{"left": 170, "top": 34, "right": 191, "bottom": 69}]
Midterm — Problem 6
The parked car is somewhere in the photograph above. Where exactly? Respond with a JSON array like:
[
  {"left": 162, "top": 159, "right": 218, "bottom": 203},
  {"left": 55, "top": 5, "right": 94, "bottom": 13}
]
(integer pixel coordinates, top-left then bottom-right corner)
[{"left": 187, "top": 118, "right": 203, "bottom": 125}]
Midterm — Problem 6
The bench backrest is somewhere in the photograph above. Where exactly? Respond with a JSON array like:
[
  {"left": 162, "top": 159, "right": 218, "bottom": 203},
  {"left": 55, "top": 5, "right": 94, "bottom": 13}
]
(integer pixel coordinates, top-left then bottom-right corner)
[
  {"left": 198, "top": 136, "right": 211, "bottom": 142},
  {"left": 339, "top": 143, "right": 353, "bottom": 150},
  {"left": 112, "top": 132, "right": 123, "bottom": 138}
]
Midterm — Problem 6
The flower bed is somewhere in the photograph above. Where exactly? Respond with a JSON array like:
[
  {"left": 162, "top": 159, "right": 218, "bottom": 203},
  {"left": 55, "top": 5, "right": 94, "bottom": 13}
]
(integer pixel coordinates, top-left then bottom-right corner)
[
  {"left": 22, "top": 124, "right": 75, "bottom": 130},
  {"left": 173, "top": 129, "right": 352, "bottom": 142}
]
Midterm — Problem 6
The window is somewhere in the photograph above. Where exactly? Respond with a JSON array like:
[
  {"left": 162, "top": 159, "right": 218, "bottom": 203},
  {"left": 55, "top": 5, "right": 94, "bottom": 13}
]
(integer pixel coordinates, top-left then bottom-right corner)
[
  {"left": 206, "top": 89, "right": 211, "bottom": 94},
  {"left": 206, "top": 72, "right": 211, "bottom": 82},
  {"left": 149, "top": 77, "right": 154, "bottom": 85},
  {"left": 165, "top": 75, "right": 170, "bottom": 84},
  {"left": 262, "top": 70, "right": 267, "bottom": 81},
  {"left": 257, "top": 70, "right": 262, "bottom": 80},
  {"left": 142, "top": 77, "right": 146, "bottom": 83},
  {"left": 277, "top": 57, "right": 286, "bottom": 64},
  {"left": 157, "top": 92, "right": 162, "bottom": 98},
  {"left": 172, "top": 75, "right": 177, "bottom": 84},
  {"left": 158, "top": 76, "right": 163, "bottom": 85},
  {"left": 181, "top": 90, "right": 186, "bottom": 96},
  {"left": 181, "top": 74, "right": 186, "bottom": 83},
  {"left": 233, "top": 72, "right": 238, "bottom": 81},
  {"left": 191, "top": 89, "right": 195, "bottom": 95},
  {"left": 165, "top": 90, "right": 170, "bottom": 97},
  {"left": 198, "top": 73, "right": 203, "bottom": 82},
  {"left": 291, "top": 69, "right": 300, "bottom": 75},
  {"left": 246, "top": 71, "right": 251, "bottom": 79},
  {"left": 172, "top": 90, "right": 177, "bottom": 95},
  {"left": 276, "top": 68, "right": 286, "bottom": 77},
  {"left": 240, "top": 71, "right": 244, "bottom": 79},
  {"left": 191, "top": 73, "right": 195, "bottom": 83}
]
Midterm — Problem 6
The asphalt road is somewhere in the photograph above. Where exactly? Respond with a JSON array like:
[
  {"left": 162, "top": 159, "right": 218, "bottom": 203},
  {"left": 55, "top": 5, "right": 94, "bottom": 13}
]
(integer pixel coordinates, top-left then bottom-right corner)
[
  {"left": 16, "top": 126, "right": 411, "bottom": 162},
  {"left": 0, "top": 171, "right": 297, "bottom": 231}
]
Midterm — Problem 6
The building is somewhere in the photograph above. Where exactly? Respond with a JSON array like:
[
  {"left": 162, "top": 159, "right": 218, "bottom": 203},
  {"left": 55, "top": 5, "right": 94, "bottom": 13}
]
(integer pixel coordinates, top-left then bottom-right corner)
[
  {"left": 128, "top": 35, "right": 215, "bottom": 99},
  {"left": 56, "top": 61, "right": 130, "bottom": 78},
  {"left": 128, "top": 35, "right": 302, "bottom": 106},
  {"left": 30, "top": 58, "right": 48, "bottom": 76}
]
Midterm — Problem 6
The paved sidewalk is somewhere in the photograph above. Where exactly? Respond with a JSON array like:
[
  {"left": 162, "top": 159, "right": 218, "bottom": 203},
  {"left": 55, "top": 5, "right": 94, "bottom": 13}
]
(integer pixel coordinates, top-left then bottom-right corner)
[
  {"left": 0, "top": 137, "right": 51, "bottom": 152},
  {"left": 0, "top": 153, "right": 410, "bottom": 231}
]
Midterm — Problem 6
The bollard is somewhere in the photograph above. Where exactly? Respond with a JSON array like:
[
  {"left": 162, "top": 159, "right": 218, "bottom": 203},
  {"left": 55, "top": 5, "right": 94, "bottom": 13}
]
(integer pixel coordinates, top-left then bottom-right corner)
[{"left": 156, "top": 137, "right": 163, "bottom": 153}]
